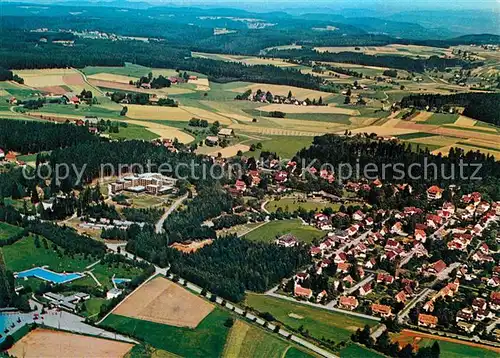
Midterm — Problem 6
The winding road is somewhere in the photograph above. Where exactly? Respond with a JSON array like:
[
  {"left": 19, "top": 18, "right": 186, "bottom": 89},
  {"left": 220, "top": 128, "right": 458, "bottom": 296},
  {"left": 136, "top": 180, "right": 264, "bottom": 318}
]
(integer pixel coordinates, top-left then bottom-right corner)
[{"left": 154, "top": 194, "right": 188, "bottom": 234}]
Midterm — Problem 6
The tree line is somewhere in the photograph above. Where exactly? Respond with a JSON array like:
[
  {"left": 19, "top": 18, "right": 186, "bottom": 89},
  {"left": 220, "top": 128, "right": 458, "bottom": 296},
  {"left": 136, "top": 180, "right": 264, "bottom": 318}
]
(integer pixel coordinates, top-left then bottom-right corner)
[
  {"left": 400, "top": 92, "right": 500, "bottom": 126},
  {"left": 266, "top": 48, "right": 478, "bottom": 73},
  {"left": 0, "top": 119, "right": 97, "bottom": 154}
]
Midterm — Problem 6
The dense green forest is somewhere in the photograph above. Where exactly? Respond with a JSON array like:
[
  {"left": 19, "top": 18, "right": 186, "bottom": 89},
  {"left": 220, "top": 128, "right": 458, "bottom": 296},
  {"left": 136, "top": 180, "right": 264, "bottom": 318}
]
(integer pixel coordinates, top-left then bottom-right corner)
[
  {"left": 0, "top": 119, "right": 97, "bottom": 154},
  {"left": 400, "top": 93, "right": 500, "bottom": 125},
  {"left": 0, "top": 31, "right": 326, "bottom": 91},
  {"left": 266, "top": 48, "right": 475, "bottom": 72},
  {"left": 168, "top": 236, "right": 311, "bottom": 302}
]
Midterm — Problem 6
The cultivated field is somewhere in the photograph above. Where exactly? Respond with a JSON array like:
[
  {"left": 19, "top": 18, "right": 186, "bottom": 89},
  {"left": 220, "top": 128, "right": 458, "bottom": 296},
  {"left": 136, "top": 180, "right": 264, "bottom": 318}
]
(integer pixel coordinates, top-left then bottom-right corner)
[
  {"left": 8, "top": 329, "right": 134, "bottom": 358},
  {"left": 102, "top": 309, "right": 231, "bottom": 358},
  {"left": 112, "top": 277, "right": 214, "bottom": 328},
  {"left": 126, "top": 104, "right": 232, "bottom": 125},
  {"left": 201, "top": 144, "right": 251, "bottom": 158},
  {"left": 314, "top": 44, "right": 451, "bottom": 58},
  {"left": 14, "top": 68, "right": 98, "bottom": 94},
  {"left": 87, "top": 73, "right": 139, "bottom": 84},
  {"left": 170, "top": 239, "right": 214, "bottom": 253},
  {"left": 256, "top": 103, "right": 360, "bottom": 115},
  {"left": 188, "top": 77, "right": 210, "bottom": 90},
  {"left": 222, "top": 320, "right": 308, "bottom": 358},
  {"left": 123, "top": 119, "right": 194, "bottom": 143}
]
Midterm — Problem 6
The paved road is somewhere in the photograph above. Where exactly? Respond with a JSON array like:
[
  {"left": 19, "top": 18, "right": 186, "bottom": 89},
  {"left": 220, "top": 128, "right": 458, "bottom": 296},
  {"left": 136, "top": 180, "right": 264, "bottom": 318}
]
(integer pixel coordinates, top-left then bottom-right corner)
[
  {"left": 42, "top": 310, "right": 137, "bottom": 343},
  {"left": 155, "top": 194, "right": 188, "bottom": 234}
]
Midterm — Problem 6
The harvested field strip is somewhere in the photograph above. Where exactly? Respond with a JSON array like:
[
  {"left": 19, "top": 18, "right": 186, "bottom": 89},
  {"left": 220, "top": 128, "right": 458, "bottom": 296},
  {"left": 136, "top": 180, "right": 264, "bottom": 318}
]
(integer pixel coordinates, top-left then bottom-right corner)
[
  {"left": 87, "top": 73, "right": 139, "bottom": 84},
  {"left": 222, "top": 320, "right": 292, "bottom": 358},
  {"left": 409, "top": 135, "right": 458, "bottom": 147},
  {"left": 112, "top": 277, "right": 213, "bottom": 328},
  {"left": 454, "top": 115, "right": 478, "bottom": 127},
  {"left": 457, "top": 141, "right": 500, "bottom": 152},
  {"left": 229, "top": 124, "right": 324, "bottom": 136},
  {"left": 412, "top": 111, "right": 433, "bottom": 122},
  {"left": 204, "top": 144, "right": 251, "bottom": 158},
  {"left": 396, "top": 132, "right": 438, "bottom": 140},
  {"left": 8, "top": 328, "right": 134, "bottom": 358}
]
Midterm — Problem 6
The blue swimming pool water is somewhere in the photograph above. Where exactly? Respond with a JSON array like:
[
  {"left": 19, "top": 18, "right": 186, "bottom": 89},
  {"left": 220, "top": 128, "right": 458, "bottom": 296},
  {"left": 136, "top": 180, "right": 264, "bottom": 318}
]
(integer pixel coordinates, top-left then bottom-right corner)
[
  {"left": 113, "top": 278, "right": 131, "bottom": 284},
  {"left": 16, "top": 267, "right": 83, "bottom": 284}
]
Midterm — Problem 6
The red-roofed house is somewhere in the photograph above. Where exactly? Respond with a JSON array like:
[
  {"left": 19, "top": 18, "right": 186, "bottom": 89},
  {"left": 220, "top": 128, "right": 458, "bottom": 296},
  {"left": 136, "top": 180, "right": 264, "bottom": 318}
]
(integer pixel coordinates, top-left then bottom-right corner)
[
  {"left": 427, "top": 186, "right": 443, "bottom": 200},
  {"left": 339, "top": 296, "right": 359, "bottom": 310},
  {"left": 359, "top": 282, "right": 373, "bottom": 296},
  {"left": 372, "top": 303, "right": 392, "bottom": 317},
  {"left": 294, "top": 285, "right": 312, "bottom": 299},
  {"left": 418, "top": 314, "right": 438, "bottom": 328},
  {"left": 428, "top": 260, "right": 447, "bottom": 274}
]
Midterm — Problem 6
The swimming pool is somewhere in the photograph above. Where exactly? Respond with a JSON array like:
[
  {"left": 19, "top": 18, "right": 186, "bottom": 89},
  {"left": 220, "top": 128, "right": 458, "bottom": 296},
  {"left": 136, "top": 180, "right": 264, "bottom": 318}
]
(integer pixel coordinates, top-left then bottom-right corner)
[
  {"left": 113, "top": 278, "right": 132, "bottom": 285},
  {"left": 16, "top": 267, "right": 83, "bottom": 284}
]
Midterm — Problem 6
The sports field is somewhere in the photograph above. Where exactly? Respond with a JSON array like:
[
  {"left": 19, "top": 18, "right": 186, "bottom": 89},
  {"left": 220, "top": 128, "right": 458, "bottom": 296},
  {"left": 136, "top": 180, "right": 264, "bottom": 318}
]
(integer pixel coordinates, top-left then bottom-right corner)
[
  {"left": 8, "top": 328, "right": 134, "bottom": 358},
  {"left": 112, "top": 277, "right": 214, "bottom": 328},
  {"left": 102, "top": 309, "right": 231, "bottom": 358},
  {"left": 245, "top": 293, "right": 376, "bottom": 342},
  {"left": 243, "top": 219, "right": 323, "bottom": 244}
]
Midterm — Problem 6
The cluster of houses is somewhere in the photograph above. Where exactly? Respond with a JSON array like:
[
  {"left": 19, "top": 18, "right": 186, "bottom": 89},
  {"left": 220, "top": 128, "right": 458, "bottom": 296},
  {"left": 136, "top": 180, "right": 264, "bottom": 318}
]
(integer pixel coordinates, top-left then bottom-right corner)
[
  {"left": 273, "top": 182, "right": 500, "bottom": 335},
  {"left": 108, "top": 172, "right": 177, "bottom": 197},
  {"left": 237, "top": 89, "right": 324, "bottom": 106}
]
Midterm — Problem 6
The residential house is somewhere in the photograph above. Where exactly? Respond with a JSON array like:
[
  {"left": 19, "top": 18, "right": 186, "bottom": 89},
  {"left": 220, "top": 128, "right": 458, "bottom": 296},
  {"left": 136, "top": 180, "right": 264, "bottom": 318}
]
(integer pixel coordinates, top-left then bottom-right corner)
[
  {"left": 359, "top": 282, "right": 373, "bottom": 296},
  {"left": 372, "top": 303, "right": 392, "bottom": 318},
  {"left": 457, "top": 321, "right": 476, "bottom": 333},
  {"left": 427, "top": 186, "right": 444, "bottom": 200},
  {"left": 428, "top": 260, "right": 447, "bottom": 275},
  {"left": 339, "top": 296, "right": 359, "bottom": 310},
  {"left": 395, "top": 291, "right": 407, "bottom": 303},
  {"left": 418, "top": 314, "right": 438, "bottom": 328},
  {"left": 294, "top": 285, "right": 313, "bottom": 299},
  {"left": 276, "top": 233, "right": 298, "bottom": 247}
]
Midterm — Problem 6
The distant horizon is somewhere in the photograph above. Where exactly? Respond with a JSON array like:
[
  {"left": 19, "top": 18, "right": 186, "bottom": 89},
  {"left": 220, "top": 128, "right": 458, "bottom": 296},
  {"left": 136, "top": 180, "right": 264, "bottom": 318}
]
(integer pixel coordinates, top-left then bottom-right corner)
[{"left": 1, "top": 0, "right": 499, "bottom": 13}]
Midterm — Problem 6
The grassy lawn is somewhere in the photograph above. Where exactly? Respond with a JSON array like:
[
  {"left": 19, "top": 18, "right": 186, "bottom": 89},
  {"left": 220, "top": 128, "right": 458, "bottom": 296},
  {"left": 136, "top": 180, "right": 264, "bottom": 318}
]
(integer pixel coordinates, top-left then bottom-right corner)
[
  {"left": 266, "top": 197, "right": 346, "bottom": 213},
  {"left": 82, "top": 63, "right": 152, "bottom": 77},
  {"left": 340, "top": 343, "right": 385, "bottom": 357},
  {"left": 245, "top": 293, "right": 376, "bottom": 343},
  {"left": 108, "top": 124, "right": 159, "bottom": 141},
  {"left": 3, "top": 197, "right": 35, "bottom": 214},
  {"left": 424, "top": 113, "right": 459, "bottom": 125},
  {"left": 80, "top": 297, "right": 107, "bottom": 318},
  {"left": 244, "top": 136, "right": 314, "bottom": 159},
  {"left": 243, "top": 219, "right": 323, "bottom": 244},
  {"left": 285, "top": 347, "right": 316, "bottom": 358},
  {"left": 417, "top": 339, "right": 498, "bottom": 358},
  {"left": 2, "top": 235, "right": 94, "bottom": 273},
  {"left": 27, "top": 103, "right": 123, "bottom": 120},
  {"left": 0, "top": 222, "right": 24, "bottom": 242},
  {"left": 91, "top": 261, "right": 143, "bottom": 290},
  {"left": 102, "top": 309, "right": 231, "bottom": 358}
]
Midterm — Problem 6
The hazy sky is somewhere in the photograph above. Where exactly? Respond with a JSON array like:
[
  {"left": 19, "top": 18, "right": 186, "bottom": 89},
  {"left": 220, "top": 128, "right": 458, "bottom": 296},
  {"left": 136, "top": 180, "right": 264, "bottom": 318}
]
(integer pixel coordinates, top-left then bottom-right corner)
[{"left": 1, "top": 0, "right": 499, "bottom": 12}]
